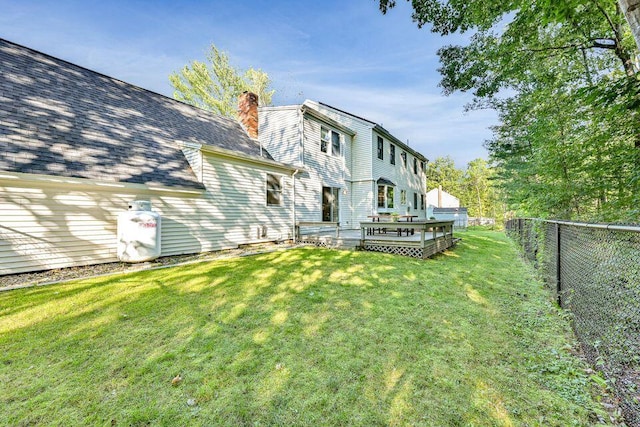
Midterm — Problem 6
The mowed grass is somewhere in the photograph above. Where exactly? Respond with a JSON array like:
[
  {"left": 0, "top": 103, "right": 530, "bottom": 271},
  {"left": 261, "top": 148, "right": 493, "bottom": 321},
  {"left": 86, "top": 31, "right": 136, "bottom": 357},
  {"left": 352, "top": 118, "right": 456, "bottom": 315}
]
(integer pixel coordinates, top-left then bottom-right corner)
[{"left": 0, "top": 231, "right": 608, "bottom": 426}]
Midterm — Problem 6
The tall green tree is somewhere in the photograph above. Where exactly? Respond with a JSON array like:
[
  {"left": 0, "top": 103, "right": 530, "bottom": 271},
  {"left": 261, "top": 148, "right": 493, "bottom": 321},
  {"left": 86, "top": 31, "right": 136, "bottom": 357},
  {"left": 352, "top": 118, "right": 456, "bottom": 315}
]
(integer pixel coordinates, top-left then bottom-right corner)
[
  {"left": 169, "top": 44, "right": 274, "bottom": 117},
  {"left": 426, "top": 155, "right": 464, "bottom": 194},
  {"left": 426, "top": 156, "right": 505, "bottom": 220},
  {"left": 379, "top": 0, "right": 640, "bottom": 222}
]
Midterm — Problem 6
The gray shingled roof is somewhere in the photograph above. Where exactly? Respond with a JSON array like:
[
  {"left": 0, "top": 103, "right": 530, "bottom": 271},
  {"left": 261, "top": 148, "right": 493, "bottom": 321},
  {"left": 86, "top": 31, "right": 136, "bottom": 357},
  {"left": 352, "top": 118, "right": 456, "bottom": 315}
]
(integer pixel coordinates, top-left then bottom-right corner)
[{"left": 0, "top": 39, "right": 272, "bottom": 189}]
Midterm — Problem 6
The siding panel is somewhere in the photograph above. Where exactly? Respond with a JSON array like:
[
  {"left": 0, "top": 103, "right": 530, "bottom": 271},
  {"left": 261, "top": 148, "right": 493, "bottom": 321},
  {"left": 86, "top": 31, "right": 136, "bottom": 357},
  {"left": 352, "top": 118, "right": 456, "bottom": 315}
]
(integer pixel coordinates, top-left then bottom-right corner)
[{"left": 0, "top": 152, "right": 294, "bottom": 276}]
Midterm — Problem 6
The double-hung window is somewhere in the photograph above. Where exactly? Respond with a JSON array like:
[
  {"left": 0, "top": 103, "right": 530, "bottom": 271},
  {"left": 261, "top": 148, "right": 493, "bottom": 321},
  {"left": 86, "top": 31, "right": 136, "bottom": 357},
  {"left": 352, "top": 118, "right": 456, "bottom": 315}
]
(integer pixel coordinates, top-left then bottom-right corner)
[
  {"left": 390, "top": 144, "right": 395, "bottom": 165},
  {"left": 400, "top": 189, "right": 407, "bottom": 205},
  {"left": 377, "top": 136, "right": 384, "bottom": 160},
  {"left": 321, "top": 126, "right": 341, "bottom": 157},
  {"left": 331, "top": 131, "right": 340, "bottom": 156},
  {"left": 421, "top": 194, "right": 425, "bottom": 210},
  {"left": 401, "top": 151, "right": 407, "bottom": 167},
  {"left": 320, "top": 128, "right": 329, "bottom": 153},
  {"left": 266, "top": 174, "right": 282, "bottom": 206},
  {"left": 413, "top": 158, "right": 418, "bottom": 174}
]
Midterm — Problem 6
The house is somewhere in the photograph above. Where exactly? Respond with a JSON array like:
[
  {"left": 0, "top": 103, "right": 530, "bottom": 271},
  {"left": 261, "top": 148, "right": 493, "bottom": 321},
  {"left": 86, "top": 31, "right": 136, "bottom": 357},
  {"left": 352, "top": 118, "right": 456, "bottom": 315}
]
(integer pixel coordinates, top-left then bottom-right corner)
[
  {"left": 258, "top": 100, "right": 429, "bottom": 229},
  {"left": 0, "top": 39, "right": 298, "bottom": 275},
  {"left": 426, "top": 186, "right": 460, "bottom": 209},
  {"left": 426, "top": 187, "right": 467, "bottom": 228}
]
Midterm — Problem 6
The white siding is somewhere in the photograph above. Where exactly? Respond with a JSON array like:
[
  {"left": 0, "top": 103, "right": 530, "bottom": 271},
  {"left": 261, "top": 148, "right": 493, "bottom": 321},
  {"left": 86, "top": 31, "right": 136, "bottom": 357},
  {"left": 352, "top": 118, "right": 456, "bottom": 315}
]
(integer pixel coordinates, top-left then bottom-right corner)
[
  {"left": 310, "top": 102, "right": 376, "bottom": 228},
  {"left": 0, "top": 153, "right": 294, "bottom": 276},
  {"left": 426, "top": 188, "right": 460, "bottom": 208},
  {"left": 296, "top": 117, "right": 353, "bottom": 227},
  {"left": 181, "top": 146, "right": 203, "bottom": 182},
  {"left": 311, "top": 102, "right": 428, "bottom": 223},
  {"left": 372, "top": 131, "right": 427, "bottom": 219},
  {"left": 311, "top": 102, "right": 374, "bottom": 182},
  {"left": 259, "top": 106, "right": 357, "bottom": 229},
  {"left": 258, "top": 106, "right": 302, "bottom": 166}
]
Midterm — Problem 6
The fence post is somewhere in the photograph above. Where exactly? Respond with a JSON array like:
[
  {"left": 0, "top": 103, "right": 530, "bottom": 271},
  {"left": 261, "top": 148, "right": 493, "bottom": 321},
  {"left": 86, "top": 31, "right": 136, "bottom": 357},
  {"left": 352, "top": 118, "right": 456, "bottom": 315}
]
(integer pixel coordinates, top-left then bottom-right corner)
[{"left": 555, "top": 222, "right": 562, "bottom": 307}]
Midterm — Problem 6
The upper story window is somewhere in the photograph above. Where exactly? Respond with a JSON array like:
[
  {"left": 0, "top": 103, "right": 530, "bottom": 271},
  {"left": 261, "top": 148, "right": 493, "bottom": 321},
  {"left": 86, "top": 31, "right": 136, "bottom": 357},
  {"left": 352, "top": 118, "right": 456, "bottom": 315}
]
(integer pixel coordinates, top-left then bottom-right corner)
[
  {"left": 390, "top": 144, "right": 396, "bottom": 165},
  {"left": 420, "top": 161, "right": 425, "bottom": 172},
  {"left": 321, "top": 126, "right": 341, "bottom": 157},
  {"left": 377, "top": 136, "right": 384, "bottom": 160},
  {"left": 331, "top": 131, "right": 340, "bottom": 156},
  {"left": 413, "top": 158, "right": 418, "bottom": 174},
  {"left": 401, "top": 151, "right": 407, "bottom": 167},
  {"left": 266, "top": 174, "right": 282, "bottom": 206}
]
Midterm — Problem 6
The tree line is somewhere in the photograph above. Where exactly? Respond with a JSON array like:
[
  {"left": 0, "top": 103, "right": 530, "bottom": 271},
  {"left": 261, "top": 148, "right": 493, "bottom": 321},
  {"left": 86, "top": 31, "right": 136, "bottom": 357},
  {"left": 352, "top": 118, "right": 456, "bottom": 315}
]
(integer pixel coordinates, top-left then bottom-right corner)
[
  {"left": 170, "top": 1, "right": 640, "bottom": 223},
  {"left": 380, "top": 0, "right": 640, "bottom": 223},
  {"left": 426, "top": 156, "right": 505, "bottom": 221}
]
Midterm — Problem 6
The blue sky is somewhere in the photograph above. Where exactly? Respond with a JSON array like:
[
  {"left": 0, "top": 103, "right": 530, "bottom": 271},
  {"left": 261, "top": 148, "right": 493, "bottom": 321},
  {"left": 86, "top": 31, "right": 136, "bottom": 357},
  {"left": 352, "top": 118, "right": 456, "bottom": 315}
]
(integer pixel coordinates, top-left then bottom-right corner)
[{"left": 0, "top": 0, "right": 498, "bottom": 167}]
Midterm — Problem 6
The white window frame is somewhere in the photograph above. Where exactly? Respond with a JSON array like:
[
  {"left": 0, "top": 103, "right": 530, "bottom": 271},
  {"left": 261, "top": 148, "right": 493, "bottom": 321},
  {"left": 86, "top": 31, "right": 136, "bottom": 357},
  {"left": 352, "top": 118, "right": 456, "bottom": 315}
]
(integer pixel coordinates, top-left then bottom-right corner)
[
  {"left": 321, "top": 126, "right": 342, "bottom": 157},
  {"left": 377, "top": 185, "right": 395, "bottom": 209}
]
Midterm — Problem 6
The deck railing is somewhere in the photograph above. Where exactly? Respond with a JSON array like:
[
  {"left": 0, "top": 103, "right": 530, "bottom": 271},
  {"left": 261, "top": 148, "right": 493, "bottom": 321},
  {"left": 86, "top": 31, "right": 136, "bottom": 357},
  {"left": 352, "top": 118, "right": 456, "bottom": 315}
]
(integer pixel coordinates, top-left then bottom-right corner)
[
  {"left": 359, "top": 220, "right": 455, "bottom": 259},
  {"left": 295, "top": 221, "right": 340, "bottom": 242}
]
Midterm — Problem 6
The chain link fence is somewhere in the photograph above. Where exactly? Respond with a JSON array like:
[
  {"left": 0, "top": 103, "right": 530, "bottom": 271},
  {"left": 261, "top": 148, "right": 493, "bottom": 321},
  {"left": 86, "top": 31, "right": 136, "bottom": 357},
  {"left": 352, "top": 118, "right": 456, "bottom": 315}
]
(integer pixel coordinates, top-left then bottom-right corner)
[{"left": 507, "top": 218, "right": 640, "bottom": 426}]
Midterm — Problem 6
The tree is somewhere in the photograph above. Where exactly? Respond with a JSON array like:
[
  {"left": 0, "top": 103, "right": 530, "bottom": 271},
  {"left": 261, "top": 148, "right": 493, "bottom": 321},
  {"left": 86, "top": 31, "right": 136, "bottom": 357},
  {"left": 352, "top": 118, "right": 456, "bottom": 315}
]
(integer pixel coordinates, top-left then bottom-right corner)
[
  {"left": 425, "top": 155, "right": 464, "bottom": 194},
  {"left": 379, "top": 0, "right": 640, "bottom": 222},
  {"left": 462, "top": 159, "right": 492, "bottom": 218},
  {"left": 425, "top": 156, "right": 505, "bottom": 220},
  {"left": 618, "top": 0, "right": 640, "bottom": 51},
  {"left": 169, "top": 44, "right": 274, "bottom": 117}
]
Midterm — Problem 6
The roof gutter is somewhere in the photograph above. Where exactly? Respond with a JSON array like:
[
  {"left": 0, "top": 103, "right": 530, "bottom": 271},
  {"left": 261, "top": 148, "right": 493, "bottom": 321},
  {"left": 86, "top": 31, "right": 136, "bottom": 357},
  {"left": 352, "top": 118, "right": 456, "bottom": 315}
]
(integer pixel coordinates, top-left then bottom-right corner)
[
  {"left": 300, "top": 105, "right": 356, "bottom": 136},
  {"left": 185, "top": 142, "right": 301, "bottom": 174},
  {"left": 373, "top": 124, "right": 427, "bottom": 163}
]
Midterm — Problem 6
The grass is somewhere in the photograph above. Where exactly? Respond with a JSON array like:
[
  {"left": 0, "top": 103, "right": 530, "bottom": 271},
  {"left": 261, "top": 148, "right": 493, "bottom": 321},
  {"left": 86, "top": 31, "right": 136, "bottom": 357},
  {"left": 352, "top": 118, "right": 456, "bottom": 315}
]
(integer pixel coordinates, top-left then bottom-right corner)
[{"left": 0, "top": 231, "right": 609, "bottom": 426}]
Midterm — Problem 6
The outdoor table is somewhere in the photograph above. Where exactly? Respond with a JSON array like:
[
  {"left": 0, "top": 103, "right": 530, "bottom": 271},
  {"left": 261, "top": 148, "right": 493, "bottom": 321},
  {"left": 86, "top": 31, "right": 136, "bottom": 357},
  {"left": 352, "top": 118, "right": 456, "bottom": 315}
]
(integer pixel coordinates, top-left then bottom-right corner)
[{"left": 398, "top": 215, "right": 418, "bottom": 235}]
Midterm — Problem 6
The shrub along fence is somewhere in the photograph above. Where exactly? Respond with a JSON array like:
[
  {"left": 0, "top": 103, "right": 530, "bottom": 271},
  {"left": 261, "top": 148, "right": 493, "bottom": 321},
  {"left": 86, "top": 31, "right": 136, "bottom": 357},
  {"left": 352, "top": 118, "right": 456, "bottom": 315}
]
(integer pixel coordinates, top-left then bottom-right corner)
[{"left": 506, "top": 218, "right": 640, "bottom": 427}]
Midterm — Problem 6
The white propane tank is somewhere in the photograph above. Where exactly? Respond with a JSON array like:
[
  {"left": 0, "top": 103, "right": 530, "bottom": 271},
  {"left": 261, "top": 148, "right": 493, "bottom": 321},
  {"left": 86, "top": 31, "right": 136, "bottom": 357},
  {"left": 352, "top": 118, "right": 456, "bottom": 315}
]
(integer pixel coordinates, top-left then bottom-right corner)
[{"left": 117, "top": 201, "right": 161, "bottom": 262}]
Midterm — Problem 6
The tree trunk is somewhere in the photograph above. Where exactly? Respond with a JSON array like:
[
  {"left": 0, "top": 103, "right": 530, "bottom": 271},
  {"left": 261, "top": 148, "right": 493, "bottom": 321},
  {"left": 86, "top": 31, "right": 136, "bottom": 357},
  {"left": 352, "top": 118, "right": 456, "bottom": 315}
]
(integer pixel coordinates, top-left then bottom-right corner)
[{"left": 619, "top": 0, "right": 640, "bottom": 52}]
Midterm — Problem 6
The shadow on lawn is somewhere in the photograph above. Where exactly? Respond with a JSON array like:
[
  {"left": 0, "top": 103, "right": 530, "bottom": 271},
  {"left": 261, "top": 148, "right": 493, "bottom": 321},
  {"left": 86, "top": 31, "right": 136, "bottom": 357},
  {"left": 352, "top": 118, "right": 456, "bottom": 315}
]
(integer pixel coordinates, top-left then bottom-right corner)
[{"left": 0, "top": 240, "right": 529, "bottom": 425}]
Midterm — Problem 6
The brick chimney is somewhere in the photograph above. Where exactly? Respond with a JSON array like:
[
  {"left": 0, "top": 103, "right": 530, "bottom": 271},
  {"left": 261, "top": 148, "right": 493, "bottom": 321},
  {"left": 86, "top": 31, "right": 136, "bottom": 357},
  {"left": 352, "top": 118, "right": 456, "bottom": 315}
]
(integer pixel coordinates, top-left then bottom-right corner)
[{"left": 238, "top": 91, "right": 259, "bottom": 139}]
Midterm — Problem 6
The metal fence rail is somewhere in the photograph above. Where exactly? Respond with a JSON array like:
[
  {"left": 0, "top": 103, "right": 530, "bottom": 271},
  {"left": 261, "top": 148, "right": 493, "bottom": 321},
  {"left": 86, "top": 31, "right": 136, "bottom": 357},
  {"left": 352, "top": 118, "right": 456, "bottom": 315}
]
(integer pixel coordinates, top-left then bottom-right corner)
[{"left": 507, "top": 218, "right": 640, "bottom": 426}]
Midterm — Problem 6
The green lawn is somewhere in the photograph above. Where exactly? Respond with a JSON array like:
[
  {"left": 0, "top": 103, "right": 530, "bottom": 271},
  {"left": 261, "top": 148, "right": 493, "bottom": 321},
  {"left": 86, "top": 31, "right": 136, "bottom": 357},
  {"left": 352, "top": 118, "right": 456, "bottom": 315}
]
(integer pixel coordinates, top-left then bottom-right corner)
[{"left": 0, "top": 231, "right": 609, "bottom": 426}]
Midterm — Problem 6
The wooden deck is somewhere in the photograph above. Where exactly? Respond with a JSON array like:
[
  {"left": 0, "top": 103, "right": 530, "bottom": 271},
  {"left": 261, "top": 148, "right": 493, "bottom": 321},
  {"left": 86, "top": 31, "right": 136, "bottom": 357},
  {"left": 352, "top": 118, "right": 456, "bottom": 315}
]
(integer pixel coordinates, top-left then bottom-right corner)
[{"left": 297, "top": 220, "right": 458, "bottom": 259}]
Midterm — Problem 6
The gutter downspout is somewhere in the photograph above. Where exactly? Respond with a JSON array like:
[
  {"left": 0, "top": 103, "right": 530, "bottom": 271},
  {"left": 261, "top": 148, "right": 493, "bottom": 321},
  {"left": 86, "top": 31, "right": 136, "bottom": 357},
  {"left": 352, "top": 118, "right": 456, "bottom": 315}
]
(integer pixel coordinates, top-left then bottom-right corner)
[{"left": 291, "top": 169, "right": 300, "bottom": 243}]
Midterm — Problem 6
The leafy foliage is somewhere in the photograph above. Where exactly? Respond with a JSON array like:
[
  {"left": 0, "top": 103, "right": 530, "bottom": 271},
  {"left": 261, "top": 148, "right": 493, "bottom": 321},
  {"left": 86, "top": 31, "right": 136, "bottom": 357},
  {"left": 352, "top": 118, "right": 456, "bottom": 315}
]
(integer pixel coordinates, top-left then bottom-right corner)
[
  {"left": 381, "top": 0, "right": 640, "bottom": 222},
  {"left": 427, "top": 156, "right": 505, "bottom": 219},
  {"left": 169, "top": 44, "right": 274, "bottom": 117}
]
